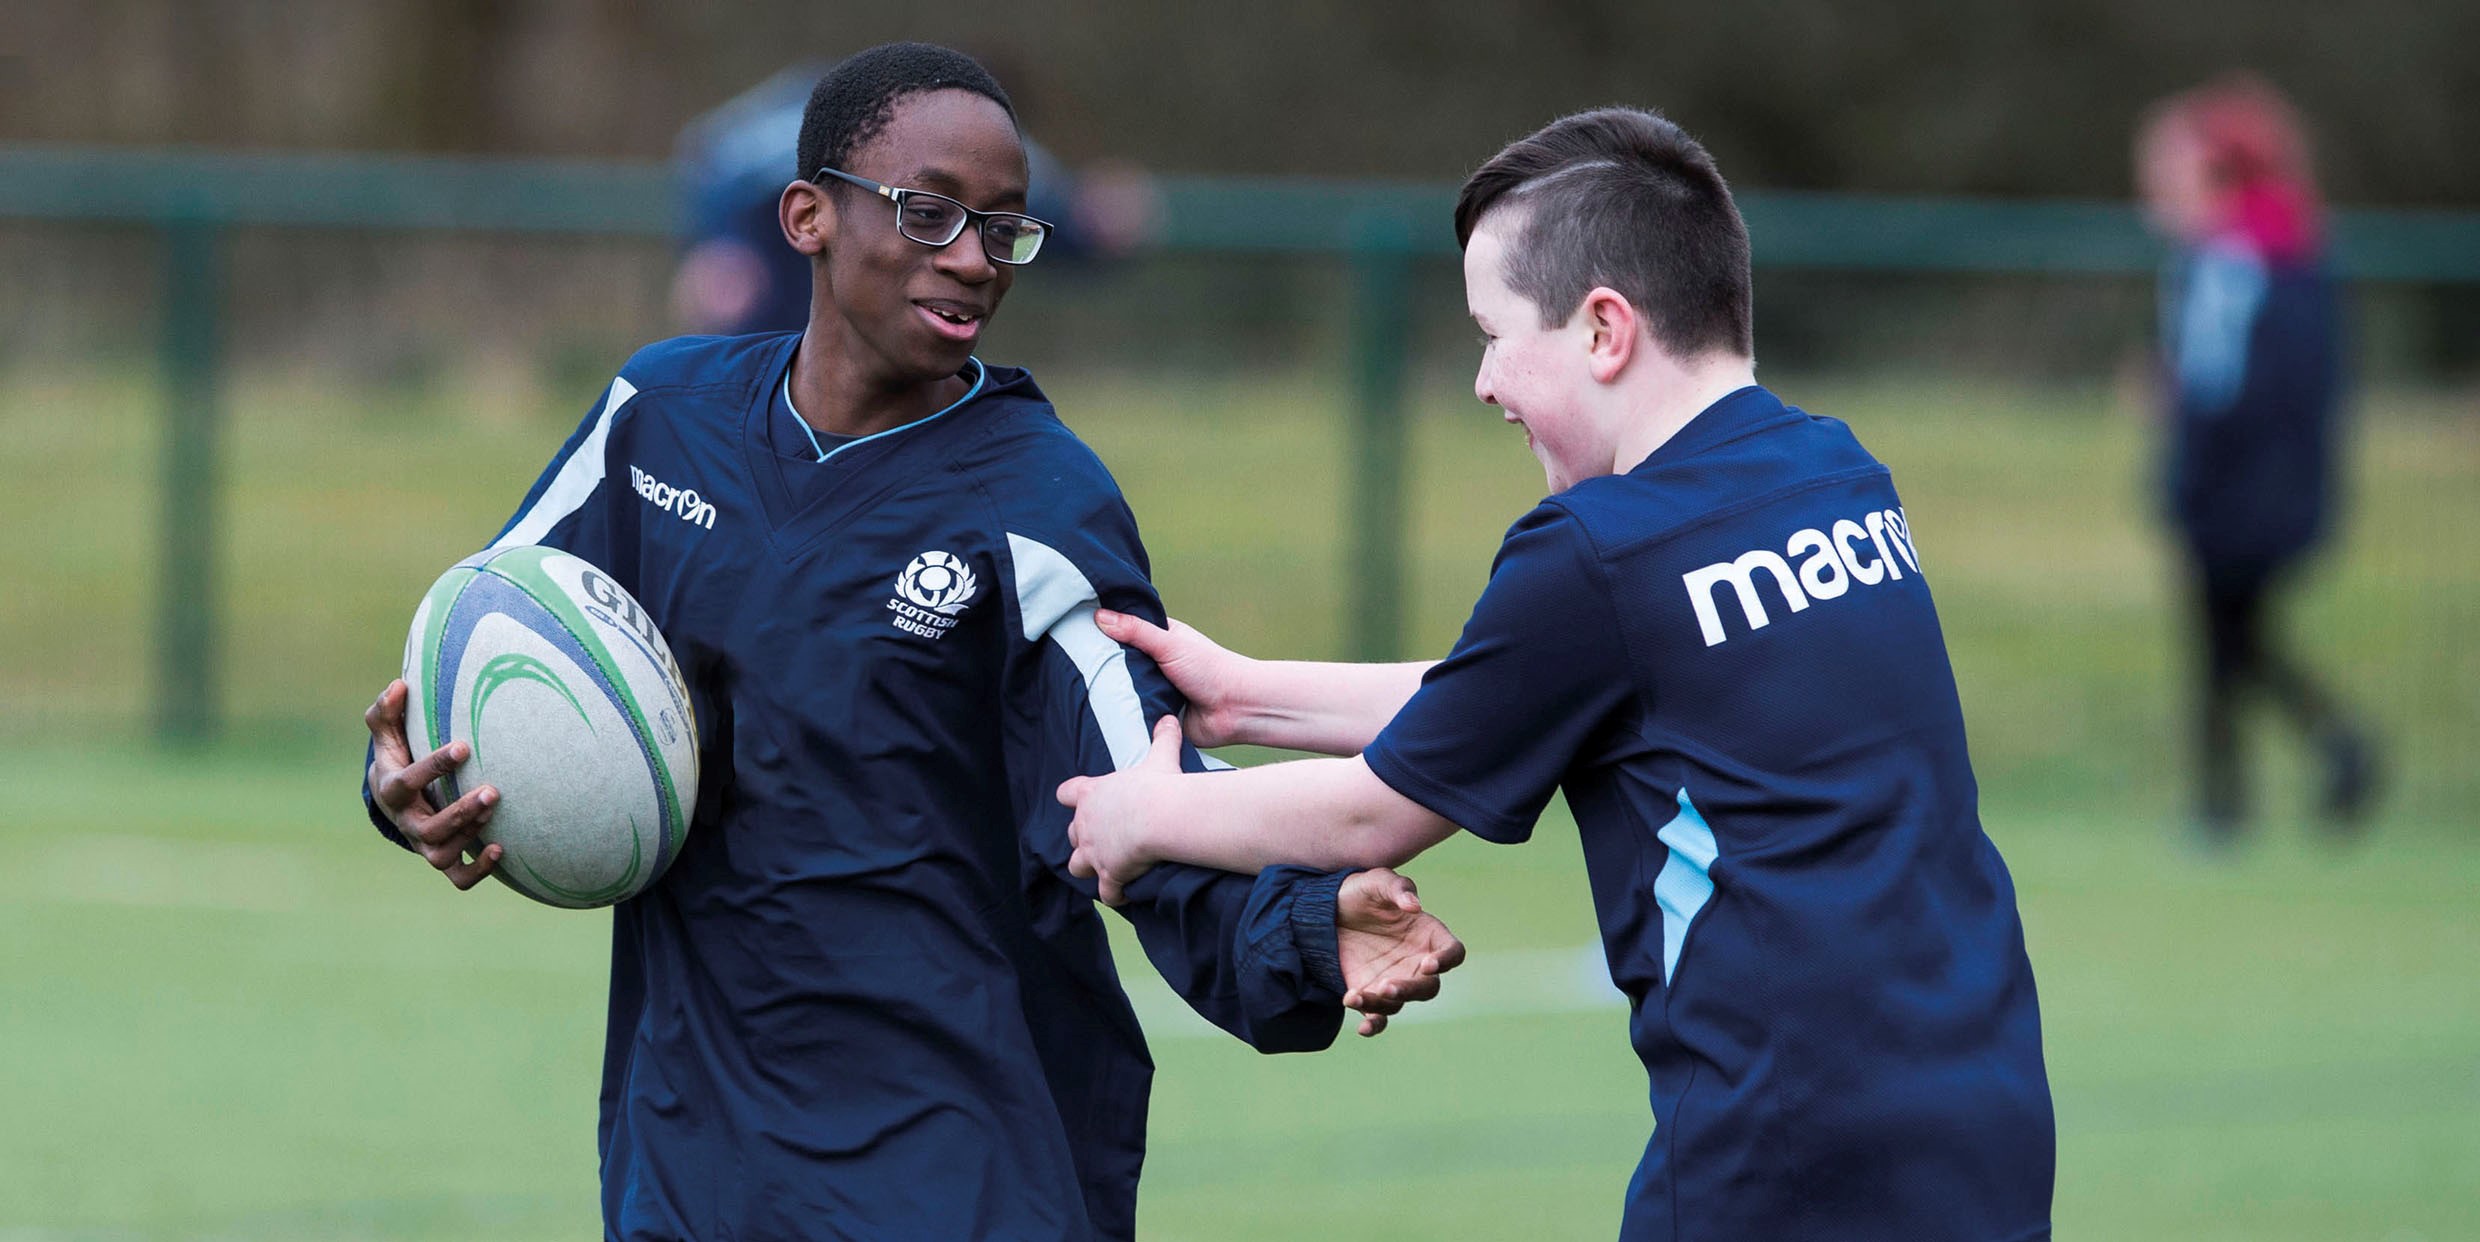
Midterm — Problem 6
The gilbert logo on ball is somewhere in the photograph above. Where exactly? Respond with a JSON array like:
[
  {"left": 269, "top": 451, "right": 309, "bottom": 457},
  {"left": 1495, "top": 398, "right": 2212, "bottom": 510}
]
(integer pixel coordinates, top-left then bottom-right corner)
[{"left": 401, "top": 545, "right": 698, "bottom": 908}]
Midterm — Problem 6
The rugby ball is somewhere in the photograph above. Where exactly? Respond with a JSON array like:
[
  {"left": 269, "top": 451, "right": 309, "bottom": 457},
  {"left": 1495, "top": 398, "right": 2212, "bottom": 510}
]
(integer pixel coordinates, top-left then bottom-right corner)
[{"left": 401, "top": 545, "right": 697, "bottom": 908}]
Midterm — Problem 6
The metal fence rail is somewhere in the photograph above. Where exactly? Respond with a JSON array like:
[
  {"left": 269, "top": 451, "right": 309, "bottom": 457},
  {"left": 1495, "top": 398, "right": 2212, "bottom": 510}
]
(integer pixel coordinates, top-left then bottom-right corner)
[
  {"left": 17, "top": 146, "right": 2475, "bottom": 276},
  {"left": 5, "top": 145, "right": 2477, "bottom": 741}
]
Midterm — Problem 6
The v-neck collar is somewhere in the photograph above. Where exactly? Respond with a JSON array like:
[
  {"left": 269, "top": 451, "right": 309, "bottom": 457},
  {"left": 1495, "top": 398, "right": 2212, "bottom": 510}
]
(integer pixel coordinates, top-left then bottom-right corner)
[
  {"left": 739, "top": 336, "right": 1005, "bottom": 558},
  {"left": 778, "top": 354, "right": 987, "bottom": 463}
]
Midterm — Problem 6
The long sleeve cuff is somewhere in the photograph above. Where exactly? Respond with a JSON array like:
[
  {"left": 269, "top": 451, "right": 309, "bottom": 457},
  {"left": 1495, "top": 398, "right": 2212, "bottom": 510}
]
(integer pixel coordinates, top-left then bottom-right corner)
[
  {"left": 361, "top": 737, "right": 416, "bottom": 852},
  {"left": 1283, "top": 867, "right": 1350, "bottom": 996}
]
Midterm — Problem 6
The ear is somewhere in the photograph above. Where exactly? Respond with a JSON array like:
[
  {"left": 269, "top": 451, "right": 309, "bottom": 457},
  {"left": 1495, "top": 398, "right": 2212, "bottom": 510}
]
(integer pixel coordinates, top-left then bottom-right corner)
[
  {"left": 780, "top": 180, "right": 833, "bottom": 258},
  {"left": 1580, "top": 286, "right": 1638, "bottom": 384}
]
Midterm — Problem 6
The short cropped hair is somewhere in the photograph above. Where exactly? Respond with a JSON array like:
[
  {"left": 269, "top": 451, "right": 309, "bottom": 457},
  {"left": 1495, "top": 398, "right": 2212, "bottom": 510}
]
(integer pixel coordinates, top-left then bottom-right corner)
[
  {"left": 1454, "top": 108, "right": 1753, "bottom": 358},
  {"left": 796, "top": 43, "right": 1016, "bottom": 182}
]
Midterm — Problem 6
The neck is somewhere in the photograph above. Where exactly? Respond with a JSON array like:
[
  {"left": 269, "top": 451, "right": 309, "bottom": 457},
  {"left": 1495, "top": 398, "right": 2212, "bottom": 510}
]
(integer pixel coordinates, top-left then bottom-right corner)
[
  {"left": 1607, "top": 351, "right": 1758, "bottom": 475},
  {"left": 789, "top": 319, "right": 969, "bottom": 440}
]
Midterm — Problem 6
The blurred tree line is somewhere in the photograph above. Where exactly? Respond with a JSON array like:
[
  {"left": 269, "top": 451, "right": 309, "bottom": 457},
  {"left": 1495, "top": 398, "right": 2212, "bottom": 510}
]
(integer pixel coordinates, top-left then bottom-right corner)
[
  {"left": 0, "top": 0, "right": 2471, "bottom": 206},
  {"left": 2, "top": 0, "right": 2472, "bottom": 384}
]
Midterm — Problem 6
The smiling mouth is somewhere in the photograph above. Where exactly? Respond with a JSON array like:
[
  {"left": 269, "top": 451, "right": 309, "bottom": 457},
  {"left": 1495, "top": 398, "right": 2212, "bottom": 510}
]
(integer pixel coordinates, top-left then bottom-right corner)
[{"left": 914, "top": 301, "right": 986, "bottom": 344}]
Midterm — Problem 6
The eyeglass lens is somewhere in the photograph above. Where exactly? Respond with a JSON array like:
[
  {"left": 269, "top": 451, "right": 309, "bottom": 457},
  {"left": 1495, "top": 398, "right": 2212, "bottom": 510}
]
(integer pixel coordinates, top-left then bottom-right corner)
[{"left": 895, "top": 193, "right": 1046, "bottom": 264}]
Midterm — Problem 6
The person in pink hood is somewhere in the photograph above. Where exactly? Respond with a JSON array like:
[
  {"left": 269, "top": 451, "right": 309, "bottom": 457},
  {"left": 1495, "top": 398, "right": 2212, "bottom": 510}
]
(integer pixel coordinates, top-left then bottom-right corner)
[{"left": 2135, "top": 75, "right": 2378, "bottom": 847}]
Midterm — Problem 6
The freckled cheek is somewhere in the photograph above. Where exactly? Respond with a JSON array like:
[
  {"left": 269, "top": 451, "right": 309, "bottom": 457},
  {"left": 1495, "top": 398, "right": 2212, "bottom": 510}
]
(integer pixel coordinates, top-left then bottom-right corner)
[{"left": 1501, "top": 350, "right": 1550, "bottom": 406}]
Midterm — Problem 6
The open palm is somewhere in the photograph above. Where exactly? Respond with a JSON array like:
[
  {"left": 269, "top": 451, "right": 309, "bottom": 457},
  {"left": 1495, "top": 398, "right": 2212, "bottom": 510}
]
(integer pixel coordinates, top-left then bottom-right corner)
[{"left": 1335, "top": 868, "right": 1467, "bottom": 1037}]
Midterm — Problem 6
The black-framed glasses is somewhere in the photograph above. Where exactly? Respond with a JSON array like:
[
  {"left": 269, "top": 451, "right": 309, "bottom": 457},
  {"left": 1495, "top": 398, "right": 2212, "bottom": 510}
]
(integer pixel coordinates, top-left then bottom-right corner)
[{"left": 813, "top": 167, "right": 1052, "bottom": 266}]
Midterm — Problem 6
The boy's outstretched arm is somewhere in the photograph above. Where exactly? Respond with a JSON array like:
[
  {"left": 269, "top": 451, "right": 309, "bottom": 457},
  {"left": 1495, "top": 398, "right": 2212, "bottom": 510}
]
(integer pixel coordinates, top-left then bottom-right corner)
[
  {"left": 1094, "top": 610, "right": 1430, "bottom": 757},
  {"left": 1061, "top": 715, "right": 1459, "bottom": 904}
]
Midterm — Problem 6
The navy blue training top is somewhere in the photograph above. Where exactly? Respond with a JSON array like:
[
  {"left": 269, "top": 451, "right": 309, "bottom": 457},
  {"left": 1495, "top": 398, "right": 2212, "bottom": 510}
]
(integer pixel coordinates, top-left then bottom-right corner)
[
  {"left": 2160, "top": 239, "right": 2343, "bottom": 570},
  {"left": 369, "top": 332, "right": 1351, "bottom": 1241},
  {"left": 1364, "top": 386, "right": 2054, "bottom": 1242}
]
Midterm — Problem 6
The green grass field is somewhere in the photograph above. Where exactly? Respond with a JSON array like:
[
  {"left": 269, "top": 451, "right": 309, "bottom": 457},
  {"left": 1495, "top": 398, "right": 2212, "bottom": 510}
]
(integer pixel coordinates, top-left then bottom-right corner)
[{"left": 1, "top": 365, "right": 2474, "bottom": 1239}]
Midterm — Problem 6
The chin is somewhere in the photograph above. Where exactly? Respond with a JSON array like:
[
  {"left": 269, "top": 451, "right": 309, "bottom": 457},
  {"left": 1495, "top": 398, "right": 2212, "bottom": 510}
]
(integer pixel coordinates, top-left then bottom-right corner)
[
  {"left": 890, "top": 338, "right": 973, "bottom": 383},
  {"left": 1535, "top": 453, "right": 1569, "bottom": 494}
]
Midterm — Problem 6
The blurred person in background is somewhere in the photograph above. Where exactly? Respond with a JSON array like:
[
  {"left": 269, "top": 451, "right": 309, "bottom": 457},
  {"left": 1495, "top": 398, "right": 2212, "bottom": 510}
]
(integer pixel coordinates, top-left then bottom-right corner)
[
  {"left": 671, "top": 61, "right": 1159, "bottom": 335},
  {"left": 2135, "top": 75, "right": 2379, "bottom": 850}
]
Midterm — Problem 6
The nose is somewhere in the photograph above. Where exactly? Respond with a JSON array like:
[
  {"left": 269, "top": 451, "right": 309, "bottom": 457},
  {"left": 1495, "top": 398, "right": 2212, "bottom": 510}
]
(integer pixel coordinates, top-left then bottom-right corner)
[
  {"left": 932, "top": 227, "right": 997, "bottom": 283},
  {"left": 1473, "top": 363, "right": 1497, "bottom": 408}
]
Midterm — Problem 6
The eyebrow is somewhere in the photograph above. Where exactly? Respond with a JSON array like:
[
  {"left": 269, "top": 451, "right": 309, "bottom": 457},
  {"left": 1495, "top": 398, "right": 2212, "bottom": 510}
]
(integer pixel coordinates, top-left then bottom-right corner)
[{"left": 898, "top": 167, "right": 1028, "bottom": 208}]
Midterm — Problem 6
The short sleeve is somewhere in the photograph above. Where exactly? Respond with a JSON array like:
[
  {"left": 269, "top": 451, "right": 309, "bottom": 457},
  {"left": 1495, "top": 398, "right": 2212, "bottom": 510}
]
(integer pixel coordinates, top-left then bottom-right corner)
[{"left": 1363, "top": 503, "right": 1637, "bottom": 844}]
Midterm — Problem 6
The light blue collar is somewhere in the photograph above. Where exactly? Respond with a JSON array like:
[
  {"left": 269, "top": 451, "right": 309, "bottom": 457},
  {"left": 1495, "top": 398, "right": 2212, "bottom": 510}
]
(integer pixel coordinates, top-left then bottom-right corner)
[{"left": 783, "top": 356, "right": 988, "bottom": 464}]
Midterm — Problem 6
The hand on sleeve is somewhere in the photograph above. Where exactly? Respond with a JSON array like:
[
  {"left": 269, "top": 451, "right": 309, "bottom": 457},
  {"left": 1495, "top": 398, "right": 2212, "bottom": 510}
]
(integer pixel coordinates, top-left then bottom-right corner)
[
  {"left": 1093, "top": 609, "right": 1251, "bottom": 749},
  {"left": 1060, "top": 713, "right": 1188, "bottom": 904}
]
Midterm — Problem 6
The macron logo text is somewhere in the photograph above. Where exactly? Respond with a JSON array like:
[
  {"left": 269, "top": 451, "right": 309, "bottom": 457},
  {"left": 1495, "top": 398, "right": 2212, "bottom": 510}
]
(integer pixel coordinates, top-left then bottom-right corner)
[
  {"left": 1683, "top": 508, "right": 1920, "bottom": 647},
  {"left": 630, "top": 465, "right": 717, "bottom": 530}
]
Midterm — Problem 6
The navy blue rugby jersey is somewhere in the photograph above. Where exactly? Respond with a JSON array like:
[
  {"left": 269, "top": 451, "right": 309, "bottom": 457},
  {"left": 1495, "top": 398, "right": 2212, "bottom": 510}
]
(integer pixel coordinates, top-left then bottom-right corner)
[
  {"left": 1364, "top": 386, "right": 2053, "bottom": 1242},
  {"left": 367, "top": 332, "right": 1352, "bottom": 1242}
]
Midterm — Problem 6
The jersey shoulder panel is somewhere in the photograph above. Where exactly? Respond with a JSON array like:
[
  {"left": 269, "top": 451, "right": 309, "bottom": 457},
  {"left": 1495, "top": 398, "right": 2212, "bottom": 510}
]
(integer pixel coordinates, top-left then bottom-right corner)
[
  {"left": 945, "top": 378, "right": 1158, "bottom": 647},
  {"left": 1492, "top": 496, "right": 1598, "bottom": 569},
  {"left": 618, "top": 332, "right": 798, "bottom": 404},
  {"left": 1480, "top": 501, "right": 1619, "bottom": 636},
  {"left": 953, "top": 384, "right": 1130, "bottom": 538},
  {"left": 596, "top": 332, "right": 796, "bottom": 453}
]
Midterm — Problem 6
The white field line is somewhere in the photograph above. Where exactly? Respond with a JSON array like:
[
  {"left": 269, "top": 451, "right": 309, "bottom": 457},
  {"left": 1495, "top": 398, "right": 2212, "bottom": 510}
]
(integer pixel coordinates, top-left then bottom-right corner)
[{"left": 1124, "top": 943, "right": 1625, "bottom": 1039}]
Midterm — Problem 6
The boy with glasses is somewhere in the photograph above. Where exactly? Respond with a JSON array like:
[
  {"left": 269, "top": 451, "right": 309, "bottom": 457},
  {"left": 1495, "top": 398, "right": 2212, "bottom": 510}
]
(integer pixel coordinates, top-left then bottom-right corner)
[
  {"left": 360, "top": 42, "right": 1460, "bottom": 1241},
  {"left": 1060, "top": 108, "right": 2056, "bottom": 1240}
]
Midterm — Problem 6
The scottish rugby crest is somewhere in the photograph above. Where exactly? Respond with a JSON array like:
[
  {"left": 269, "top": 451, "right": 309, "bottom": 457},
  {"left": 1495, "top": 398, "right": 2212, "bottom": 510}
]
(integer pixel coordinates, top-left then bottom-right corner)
[{"left": 887, "top": 550, "right": 979, "bottom": 639}]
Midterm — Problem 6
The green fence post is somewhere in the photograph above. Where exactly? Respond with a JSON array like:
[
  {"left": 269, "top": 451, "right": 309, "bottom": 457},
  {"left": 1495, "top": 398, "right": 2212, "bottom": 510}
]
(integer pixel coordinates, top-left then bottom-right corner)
[
  {"left": 1343, "top": 213, "right": 1414, "bottom": 662},
  {"left": 155, "top": 212, "right": 224, "bottom": 746}
]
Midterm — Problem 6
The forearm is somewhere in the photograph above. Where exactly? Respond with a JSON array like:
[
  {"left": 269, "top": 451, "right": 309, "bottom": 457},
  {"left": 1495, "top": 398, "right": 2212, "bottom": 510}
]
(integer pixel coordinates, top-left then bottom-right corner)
[
  {"left": 1225, "top": 660, "right": 1431, "bottom": 755},
  {"left": 1143, "top": 755, "right": 1455, "bottom": 875}
]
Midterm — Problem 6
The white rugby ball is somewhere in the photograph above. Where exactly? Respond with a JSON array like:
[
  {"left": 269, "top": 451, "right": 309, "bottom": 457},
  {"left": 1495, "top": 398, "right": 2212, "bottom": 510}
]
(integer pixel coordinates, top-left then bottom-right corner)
[{"left": 400, "top": 545, "right": 697, "bottom": 908}]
